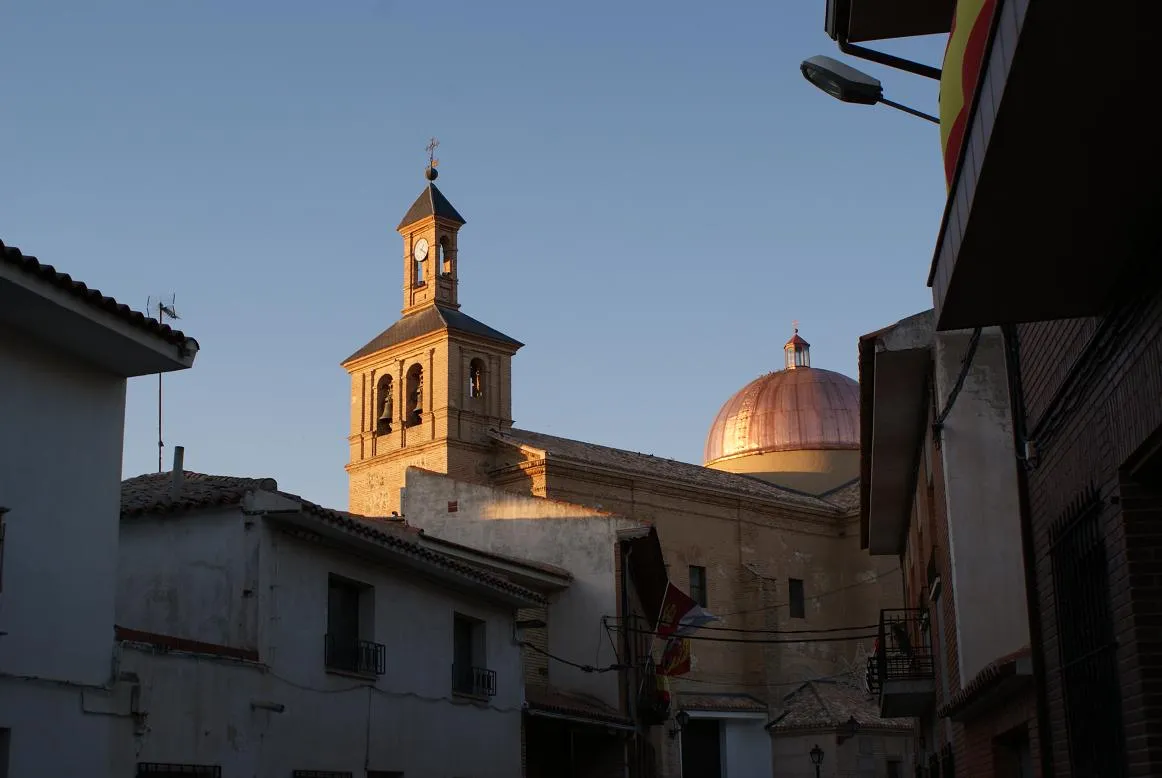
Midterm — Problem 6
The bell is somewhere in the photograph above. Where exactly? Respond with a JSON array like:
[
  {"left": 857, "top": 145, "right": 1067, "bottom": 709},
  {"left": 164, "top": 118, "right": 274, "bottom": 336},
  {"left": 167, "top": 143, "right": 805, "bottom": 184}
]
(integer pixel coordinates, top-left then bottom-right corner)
[{"left": 378, "top": 403, "right": 392, "bottom": 422}]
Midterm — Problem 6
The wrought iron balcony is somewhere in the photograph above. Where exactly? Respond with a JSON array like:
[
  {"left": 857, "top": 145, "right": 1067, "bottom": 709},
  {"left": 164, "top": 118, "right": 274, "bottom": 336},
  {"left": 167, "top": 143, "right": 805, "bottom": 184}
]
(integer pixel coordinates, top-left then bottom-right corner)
[
  {"left": 324, "top": 634, "right": 386, "bottom": 676},
  {"left": 871, "top": 609, "right": 936, "bottom": 718},
  {"left": 452, "top": 664, "right": 497, "bottom": 697}
]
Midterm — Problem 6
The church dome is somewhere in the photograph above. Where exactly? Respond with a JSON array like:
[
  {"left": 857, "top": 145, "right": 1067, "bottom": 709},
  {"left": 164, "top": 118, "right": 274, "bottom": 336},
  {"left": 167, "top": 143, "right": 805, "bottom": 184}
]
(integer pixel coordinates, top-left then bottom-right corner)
[{"left": 703, "top": 328, "right": 860, "bottom": 486}]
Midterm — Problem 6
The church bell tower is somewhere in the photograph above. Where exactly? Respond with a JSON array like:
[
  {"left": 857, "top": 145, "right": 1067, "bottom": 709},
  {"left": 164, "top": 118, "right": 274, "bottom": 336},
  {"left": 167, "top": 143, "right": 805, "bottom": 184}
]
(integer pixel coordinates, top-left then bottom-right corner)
[{"left": 341, "top": 152, "right": 523, "bottom": 516}]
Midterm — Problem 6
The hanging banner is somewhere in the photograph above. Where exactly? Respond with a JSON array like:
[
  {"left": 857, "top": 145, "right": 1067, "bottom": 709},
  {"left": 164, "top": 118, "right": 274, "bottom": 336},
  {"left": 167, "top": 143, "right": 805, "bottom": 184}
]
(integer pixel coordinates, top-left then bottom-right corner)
[
  {"left": 940, "top": 0, "right": 998, "bottom": 188},
  {"left": 658, "top": 637, "right": 693, "bottom": 677},
  {"left": 655, "top": 582, "right": 719, "bottom": 641}
]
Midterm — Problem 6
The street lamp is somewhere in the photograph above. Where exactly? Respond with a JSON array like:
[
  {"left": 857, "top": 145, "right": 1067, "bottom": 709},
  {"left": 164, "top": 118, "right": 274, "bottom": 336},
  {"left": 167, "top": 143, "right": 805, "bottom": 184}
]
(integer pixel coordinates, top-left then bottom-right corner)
[
  {"left": 810, "top": 744, "right": 824, "bottom": 778},
  {"left": 800, "top": 55, "right": 938, "bottom": 124}
]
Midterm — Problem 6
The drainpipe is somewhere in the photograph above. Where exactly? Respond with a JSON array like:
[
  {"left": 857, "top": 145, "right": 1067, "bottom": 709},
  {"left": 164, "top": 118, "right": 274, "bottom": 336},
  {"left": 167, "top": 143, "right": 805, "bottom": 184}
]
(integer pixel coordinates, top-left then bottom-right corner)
[
  {"left": 1002, "top": 323, "right": 1054, "bottom": 778},
  {"left": 618, "top": 542, "right": 639, "bottom": 769},
  {"left": 170, "top": 446, "right": 185, "bottom": 499}
]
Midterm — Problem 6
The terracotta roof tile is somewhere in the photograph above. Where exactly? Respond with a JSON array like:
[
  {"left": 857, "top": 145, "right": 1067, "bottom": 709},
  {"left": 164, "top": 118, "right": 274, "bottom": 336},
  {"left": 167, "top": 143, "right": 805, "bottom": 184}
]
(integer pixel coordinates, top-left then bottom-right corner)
[
  {"left": 819, "top": 478, "right": 861, "bottom": 511},
  {"left": 343, "top": 304, "right": 522, "bottom": 364},
  {"left": 494, "top": 429, "right": 844, "bottom": 514},
  {"left": 525, "top": 684, "right": 631, "bottom": 726},
  {"left": 120, "top": 471, "right": 544, "bottom": 605},
  {"left": 938, "top": 646, "right": 1032, "bottom": 719},
  {"left": 767, "top": 679, "right": 912, "bottom": 731},
  {"left": 1, "top": 240, "right": 195, "bottom": 348},
  {"left": 679, "top": 692, "right": 768, "bottom": 714}
]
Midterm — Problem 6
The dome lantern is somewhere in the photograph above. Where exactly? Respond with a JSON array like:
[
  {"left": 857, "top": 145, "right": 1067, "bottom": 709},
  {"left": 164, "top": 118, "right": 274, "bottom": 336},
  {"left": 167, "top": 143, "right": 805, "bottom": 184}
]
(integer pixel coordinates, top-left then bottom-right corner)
[{"left": 784, "top": 322, "right": 811, "bottom": 370}]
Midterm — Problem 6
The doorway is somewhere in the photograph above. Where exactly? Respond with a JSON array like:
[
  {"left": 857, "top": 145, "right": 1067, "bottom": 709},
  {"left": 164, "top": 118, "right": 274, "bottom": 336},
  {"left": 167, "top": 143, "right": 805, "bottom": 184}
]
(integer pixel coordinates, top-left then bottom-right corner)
[{"left": 681, "top": 718, "right": 722, "bottom": 778}]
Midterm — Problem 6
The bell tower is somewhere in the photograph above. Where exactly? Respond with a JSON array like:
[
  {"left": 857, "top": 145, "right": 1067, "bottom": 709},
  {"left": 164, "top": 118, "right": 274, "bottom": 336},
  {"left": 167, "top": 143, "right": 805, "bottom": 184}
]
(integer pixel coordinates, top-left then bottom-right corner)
[{"left": 341, "top": 150, "right": 523, "bottom": 516}]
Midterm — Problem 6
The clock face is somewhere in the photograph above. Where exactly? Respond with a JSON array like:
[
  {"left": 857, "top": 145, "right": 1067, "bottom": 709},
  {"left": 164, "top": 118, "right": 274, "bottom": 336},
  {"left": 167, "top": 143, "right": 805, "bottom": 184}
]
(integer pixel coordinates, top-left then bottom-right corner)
[{"left": 413, "top": 238, "right": 430, "bottom": 262}]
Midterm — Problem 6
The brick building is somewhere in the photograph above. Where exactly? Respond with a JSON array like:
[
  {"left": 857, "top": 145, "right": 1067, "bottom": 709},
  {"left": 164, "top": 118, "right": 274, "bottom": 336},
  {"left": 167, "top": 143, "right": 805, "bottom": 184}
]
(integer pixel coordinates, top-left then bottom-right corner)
[
  {"left": 819, "top": 0, "right": 1161, "bottom": 774},
  {"left": 339, "top": 165, "right": 905, "bottom": 777},
  {"left": 858, "top": 310, "right": 1039, "bottom": 777}
]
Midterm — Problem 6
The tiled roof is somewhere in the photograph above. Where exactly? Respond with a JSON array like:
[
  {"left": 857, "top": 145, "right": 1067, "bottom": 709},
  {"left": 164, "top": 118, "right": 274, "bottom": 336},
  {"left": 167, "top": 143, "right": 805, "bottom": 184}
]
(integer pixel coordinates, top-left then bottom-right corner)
[
  {"left": 120, "top": 471, "right": 543, "bottom": 604},
  {"left": 493, "top": 428, "right": 845, "bottom": 514},
  {"left": 938, "top": 646, "right": 1032, "bottom": 719},
  {"left": 767, "top": 678, "right": 912, "bottom": 731},
  {"left": 343, "top": 304, "right": 522, "bottom": 364},
  {"left": 1, "top": 240, "right": 195, "bottom": 348},
  {"left": 679, "top": 692, "right": 768, "bottom": 714},
  {"left": 525, "top": 684, "right": 631, "bottom": 726},
  {"left": 397, "top": 182, "right": 466, "bottom": 229},
  {"left": 819, "top": 478, "right": 861, "bottom": 511}
]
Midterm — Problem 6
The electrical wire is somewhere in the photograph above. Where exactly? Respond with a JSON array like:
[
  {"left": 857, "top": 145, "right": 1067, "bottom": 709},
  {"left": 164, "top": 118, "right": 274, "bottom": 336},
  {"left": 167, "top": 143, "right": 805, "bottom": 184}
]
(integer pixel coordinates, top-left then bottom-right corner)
[
  {"left": 648, "top": 619, "right": 878, "bottom": 636},
  {"left": 712, "top": 566, "right": 902, "bottom": 618},
  {"left": 610, "top": 625, "right": 876, "bottom": 645}
]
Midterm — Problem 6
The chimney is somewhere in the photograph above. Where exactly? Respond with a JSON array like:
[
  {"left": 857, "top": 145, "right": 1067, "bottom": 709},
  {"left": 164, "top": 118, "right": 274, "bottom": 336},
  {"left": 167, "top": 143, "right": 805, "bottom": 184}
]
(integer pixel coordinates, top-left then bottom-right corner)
[{"left": 171, "top": 446, "right": 185, "bottom": 500}]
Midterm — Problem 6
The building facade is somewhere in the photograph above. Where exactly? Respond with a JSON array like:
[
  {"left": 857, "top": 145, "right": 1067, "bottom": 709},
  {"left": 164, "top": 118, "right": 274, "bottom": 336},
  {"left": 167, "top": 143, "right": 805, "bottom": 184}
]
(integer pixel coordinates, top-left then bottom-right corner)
[
  {"left": 859, "top": 310, "right": 1039, "bottom": 777},
  {"left": 0, "top": 241, "right": 199, "bottom": 778},
  {"left": 819, "top": 0, "right": 1161, "bottom": 776},
  {"left": 403, "top": 470, "right": 672, "bottom": 778},
  {"left": 114, "top": 470, "right": 539, "bottom": 777}
]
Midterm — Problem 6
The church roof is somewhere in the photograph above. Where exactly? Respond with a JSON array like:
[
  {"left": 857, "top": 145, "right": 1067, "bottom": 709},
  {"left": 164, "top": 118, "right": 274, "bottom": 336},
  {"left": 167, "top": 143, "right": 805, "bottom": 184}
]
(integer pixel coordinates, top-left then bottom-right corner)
[
  {"left": 492, "top": 428, "right": 851, "bottom": 514},
  {"left": 343, "top": 304, "right": 523, "bottom": 364},
  {"left": 397, "top": 183, "right": 465, "bottom": 229}
]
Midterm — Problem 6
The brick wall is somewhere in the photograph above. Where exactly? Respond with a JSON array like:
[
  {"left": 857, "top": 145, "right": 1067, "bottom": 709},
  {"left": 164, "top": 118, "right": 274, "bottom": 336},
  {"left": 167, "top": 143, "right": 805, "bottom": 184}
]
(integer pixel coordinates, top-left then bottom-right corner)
[
  {"left": 961, "top": 687, "right": 1040, "bottom": 778},
  {"left": 1017, "top": 281, "right": 1162, "bottom": 777}
]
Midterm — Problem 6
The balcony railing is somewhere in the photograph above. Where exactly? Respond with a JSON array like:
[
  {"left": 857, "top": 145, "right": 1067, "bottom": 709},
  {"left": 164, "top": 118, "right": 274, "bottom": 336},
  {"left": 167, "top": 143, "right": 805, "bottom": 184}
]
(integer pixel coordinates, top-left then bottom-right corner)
[
  {"left": 452, "top": 664, "right": 497, "bottom": 697},
  {"left": 870, "top": 609, "right": 936, "bottom": 717},
  {"left": 324, "top": 634, "right": 386, "bottom": 676}
]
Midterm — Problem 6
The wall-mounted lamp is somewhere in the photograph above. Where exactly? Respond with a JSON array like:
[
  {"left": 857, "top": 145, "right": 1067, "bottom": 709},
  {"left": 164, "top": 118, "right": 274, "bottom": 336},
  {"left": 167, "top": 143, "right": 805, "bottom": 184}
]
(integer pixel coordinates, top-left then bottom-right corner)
[
  {"left": 800, "top": 55, "right": 939, "bottom": 124},
  {"left": 668, "top": 710, "right": 691, "bottom": 740}
]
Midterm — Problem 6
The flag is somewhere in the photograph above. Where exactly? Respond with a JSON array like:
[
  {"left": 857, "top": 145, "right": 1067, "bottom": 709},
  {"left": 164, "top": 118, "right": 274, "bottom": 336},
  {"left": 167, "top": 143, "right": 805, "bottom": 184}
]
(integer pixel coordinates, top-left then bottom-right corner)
[
  {"left": 655, "top": 582, "right": 718, "bottom": 641},
  {"left": 658, "top": 637, "right": 693, "bottom": 677}
]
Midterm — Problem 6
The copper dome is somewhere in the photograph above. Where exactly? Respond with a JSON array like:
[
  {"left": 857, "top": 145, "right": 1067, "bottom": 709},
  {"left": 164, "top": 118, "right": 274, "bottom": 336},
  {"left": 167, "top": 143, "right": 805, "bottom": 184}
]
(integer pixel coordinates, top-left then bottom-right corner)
[{"left": 703, "top": 366, "right": 860, "bottom": 465}]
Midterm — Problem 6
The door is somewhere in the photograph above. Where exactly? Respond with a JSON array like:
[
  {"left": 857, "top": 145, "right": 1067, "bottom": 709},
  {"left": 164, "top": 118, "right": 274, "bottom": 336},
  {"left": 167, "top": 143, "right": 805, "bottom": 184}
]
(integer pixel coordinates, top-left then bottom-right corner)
[{"left": 681, "top": 718, "right": 722, "bottom": 778}]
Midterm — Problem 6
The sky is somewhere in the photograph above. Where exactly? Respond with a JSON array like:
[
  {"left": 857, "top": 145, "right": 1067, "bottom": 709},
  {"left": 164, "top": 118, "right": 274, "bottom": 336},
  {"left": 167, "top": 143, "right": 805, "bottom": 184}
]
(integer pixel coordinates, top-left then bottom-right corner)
[{"left": 1, "top": 1, "right": 949, "bottom": 510}]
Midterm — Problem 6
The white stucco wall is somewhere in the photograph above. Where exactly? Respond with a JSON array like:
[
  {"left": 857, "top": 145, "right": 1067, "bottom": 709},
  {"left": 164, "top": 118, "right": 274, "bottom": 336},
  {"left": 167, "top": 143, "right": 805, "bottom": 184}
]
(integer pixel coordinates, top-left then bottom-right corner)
[
  {"left": 720, "top": 718, "right": 773, "bottom": 778},
  {"left": 934, "top": 328, "right": 1030, "bottom": 683},
  {"left": 402, "top": 469, "right": 643, "bottom": 709},
  {"left": 117, "top": 507, "right": 259, "bottom": 650},
  {"left": 0, "top": 324, "right": 128, "bottom": 777},
  {"left": 114, "top": 507, "right": 524, "bottom": 777}
]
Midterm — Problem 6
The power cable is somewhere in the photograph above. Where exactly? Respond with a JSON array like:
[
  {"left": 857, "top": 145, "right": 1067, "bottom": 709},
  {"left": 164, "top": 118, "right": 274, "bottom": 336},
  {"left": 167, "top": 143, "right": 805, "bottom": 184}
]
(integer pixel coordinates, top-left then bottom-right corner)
[
  {"left": 611, "top": 625, "right": 876, "bottom": 646},
  {"left": 712, "top": 567, "right": 901, "bottom": 618}
]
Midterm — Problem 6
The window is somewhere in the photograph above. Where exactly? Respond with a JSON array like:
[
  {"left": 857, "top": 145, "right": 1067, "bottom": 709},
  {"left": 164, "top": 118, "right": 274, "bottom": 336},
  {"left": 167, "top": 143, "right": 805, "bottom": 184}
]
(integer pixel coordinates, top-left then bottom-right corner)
[
  {"left": 789, "top": 578, "right": 805, "bottom": 619},
  {"left": 405, "top": 364, "right": 424, "bottom": 427},
  {"left": 137, "top": 765, "right": 221, "bottom": 777},
  {"left": 375, "top": 375, "right": 394, "bottom": 434},
  {"left": 1, "top": 728, "right": 9, "bottom": 778},
  {"left": 325, "top": 575, "right": 384, "bottom": 676},
  {"left": 886, "top": 759, "right": 902, "bottom": 778},
  {"left": 292, "top": 772, "right": 354, "bottom": 778},
  {"left": 689, "top": 565, "right": 708, "bottom": 608},
  {"left": 439, "top": 236, "right": 452, "bottom": 276},
  {"left": 468, "top": 358, "right": 486, "bottom": 400},
  {"left": 452, "top": 613, "right": 495, "bottom": 697}
]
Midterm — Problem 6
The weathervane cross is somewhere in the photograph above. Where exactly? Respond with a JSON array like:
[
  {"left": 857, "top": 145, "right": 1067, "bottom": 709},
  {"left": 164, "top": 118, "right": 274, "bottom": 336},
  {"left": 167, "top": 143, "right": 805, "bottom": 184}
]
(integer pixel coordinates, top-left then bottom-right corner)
[{"left": 426, "top": 137, "right": 440, "bottom": 169}]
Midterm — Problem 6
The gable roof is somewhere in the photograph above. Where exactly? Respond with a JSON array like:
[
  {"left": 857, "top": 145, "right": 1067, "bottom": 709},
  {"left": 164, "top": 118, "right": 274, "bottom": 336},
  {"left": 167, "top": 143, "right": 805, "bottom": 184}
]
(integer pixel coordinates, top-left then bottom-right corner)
[
  {"left": 492, "top": 428, "right": 848, "bottom": 514},
  {"left": 818, "top": 478, "right": 861, "bottom": 512},
  {"left": 120, "top": 471, "right": 543, "bottom": 604},
  {"left": 1, "top": 239, "right": 196, "bottom": 350},
  {"left": 397, "top": 183, "right": 465, "bottom": 229},
  {"left": 766, "top": 678, "right": 912, "bottom": 732},
  {"left": 343, "top": 304, "right": 523, "bottom": 364}
]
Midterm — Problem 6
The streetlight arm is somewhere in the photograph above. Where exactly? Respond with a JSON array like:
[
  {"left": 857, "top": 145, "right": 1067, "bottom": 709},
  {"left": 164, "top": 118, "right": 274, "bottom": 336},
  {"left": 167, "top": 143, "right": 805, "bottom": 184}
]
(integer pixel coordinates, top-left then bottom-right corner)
[
  {"left": 879, "top": 97, "right": 940, "bottom": 124},
  {"left": 839, "top": 41, "right": 942, "bottom": 81}
]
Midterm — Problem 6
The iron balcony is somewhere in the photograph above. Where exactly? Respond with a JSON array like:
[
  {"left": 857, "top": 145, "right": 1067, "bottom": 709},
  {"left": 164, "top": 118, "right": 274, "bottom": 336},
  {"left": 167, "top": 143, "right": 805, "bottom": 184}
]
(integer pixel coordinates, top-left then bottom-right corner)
[
  {"left": 869, "top": 608, "right": 936, "bottom": 718},
  {"left": 324, "top": 634, "right": 387, "bottom": 676},
  {"left": 452, "top": 664, "right": 497, "bottom": 698}
]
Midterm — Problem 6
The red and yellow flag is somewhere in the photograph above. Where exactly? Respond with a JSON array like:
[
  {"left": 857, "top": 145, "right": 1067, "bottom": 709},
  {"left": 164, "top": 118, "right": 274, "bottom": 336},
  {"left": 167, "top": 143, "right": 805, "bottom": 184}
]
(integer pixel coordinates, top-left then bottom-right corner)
[{"left": 940, "top": 0, "right": 997, "bottom": 188}]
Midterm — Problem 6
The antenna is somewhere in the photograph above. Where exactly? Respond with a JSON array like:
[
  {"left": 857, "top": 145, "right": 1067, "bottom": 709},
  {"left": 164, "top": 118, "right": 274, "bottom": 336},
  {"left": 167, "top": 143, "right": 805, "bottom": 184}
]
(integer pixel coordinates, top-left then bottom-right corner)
[{"left": 147, "top": 294, "right": 180, "bottom": 473}]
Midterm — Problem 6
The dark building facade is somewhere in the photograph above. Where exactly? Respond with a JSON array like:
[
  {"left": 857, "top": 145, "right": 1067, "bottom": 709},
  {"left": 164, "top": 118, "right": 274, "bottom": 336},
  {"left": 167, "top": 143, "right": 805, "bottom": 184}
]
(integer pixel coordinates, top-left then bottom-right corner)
[{"left": 820, "top": 0, "right": 1161, "bottom": 775}]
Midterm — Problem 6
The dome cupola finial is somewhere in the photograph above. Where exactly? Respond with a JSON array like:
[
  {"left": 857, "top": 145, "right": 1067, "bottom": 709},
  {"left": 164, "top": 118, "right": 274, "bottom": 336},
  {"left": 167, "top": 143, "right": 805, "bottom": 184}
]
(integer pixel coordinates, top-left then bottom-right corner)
[{"left": 784, "top": 321, "right": 811, "bottom": 370}]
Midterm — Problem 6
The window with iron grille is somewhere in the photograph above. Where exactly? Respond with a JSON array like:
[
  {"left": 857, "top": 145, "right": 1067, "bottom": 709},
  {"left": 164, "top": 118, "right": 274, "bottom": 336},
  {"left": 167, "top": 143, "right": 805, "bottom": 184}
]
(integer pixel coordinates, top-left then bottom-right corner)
[
  {"left": 136, "top": 764, "right": 221, "bottom": 777},
  {"left": 1049, "top": 486, "right": 1127, "bottom": 778}
]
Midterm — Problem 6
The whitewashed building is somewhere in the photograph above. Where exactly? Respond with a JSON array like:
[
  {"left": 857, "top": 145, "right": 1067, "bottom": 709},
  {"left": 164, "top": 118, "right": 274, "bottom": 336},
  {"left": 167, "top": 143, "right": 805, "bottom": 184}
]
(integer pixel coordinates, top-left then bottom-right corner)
[
  {"left": 115, "top": 467, "right": 541, "bottom": 777},
  {"left": 0, "top": 240, "right": 200, "bottom": 777},
  {"left": 400, "top": 467, "right": 673, "bottom": 778}
]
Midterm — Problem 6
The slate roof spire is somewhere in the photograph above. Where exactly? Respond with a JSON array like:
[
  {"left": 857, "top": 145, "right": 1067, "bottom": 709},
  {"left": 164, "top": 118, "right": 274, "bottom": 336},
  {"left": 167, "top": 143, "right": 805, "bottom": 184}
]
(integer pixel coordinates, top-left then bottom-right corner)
[{"left": 397, "top": 161, "right": 466, "bottom": 229}]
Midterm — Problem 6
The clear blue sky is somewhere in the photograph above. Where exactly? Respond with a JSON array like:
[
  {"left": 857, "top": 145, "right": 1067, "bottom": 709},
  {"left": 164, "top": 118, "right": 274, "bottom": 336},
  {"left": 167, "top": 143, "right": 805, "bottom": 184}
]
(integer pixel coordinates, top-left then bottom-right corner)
[{"left": 1, "top": 0, "right": 947, "bottom": 510}]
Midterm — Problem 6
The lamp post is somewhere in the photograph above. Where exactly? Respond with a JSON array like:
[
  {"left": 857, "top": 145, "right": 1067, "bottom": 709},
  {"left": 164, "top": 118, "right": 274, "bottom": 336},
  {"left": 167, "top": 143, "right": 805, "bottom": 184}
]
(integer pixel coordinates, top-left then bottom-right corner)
[
  {"left": 800, "top": 55, "right": 938, "bottom": 124},
  {"left": 810, "top": 744, "right": 824, "bottom": 778}
]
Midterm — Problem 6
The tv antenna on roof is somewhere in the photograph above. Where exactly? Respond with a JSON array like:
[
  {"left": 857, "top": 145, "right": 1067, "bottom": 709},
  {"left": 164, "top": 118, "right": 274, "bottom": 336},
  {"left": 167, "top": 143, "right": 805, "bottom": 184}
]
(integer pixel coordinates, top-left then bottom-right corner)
[{"left": 147, "top": 294, "right": 180, "bottom": 473}]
